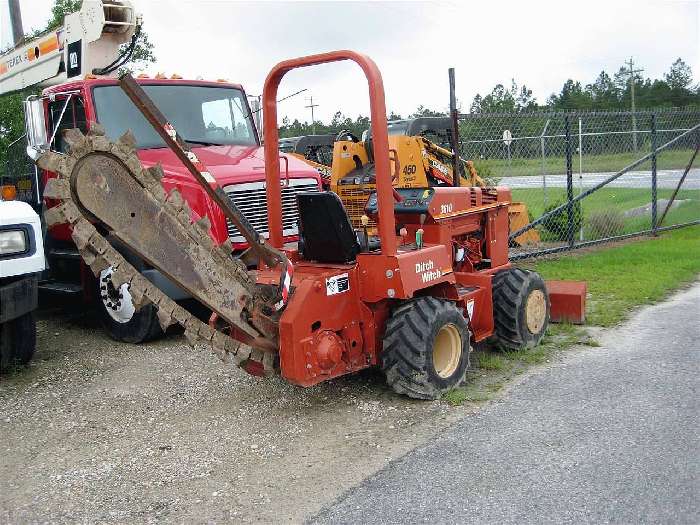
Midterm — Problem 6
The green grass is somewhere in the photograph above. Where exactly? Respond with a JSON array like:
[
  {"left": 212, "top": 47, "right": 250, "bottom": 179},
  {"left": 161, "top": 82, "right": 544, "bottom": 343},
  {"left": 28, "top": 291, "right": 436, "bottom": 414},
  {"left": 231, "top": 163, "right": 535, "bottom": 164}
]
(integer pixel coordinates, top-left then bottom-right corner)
[
  {"left": 476, "top": 353, "right": 506, "bottom": 370},
  {"left": 482, "top": 148, "right": 695, "bottom": 178},
  {"left": 442, "top": 226, "right": 700, "bottom": 406},
  {"left": 511, "top": 187, "right": 700, "bottom": 241},
  {"left": 533, "top": 225, "right": 700, "bottom": 326}
]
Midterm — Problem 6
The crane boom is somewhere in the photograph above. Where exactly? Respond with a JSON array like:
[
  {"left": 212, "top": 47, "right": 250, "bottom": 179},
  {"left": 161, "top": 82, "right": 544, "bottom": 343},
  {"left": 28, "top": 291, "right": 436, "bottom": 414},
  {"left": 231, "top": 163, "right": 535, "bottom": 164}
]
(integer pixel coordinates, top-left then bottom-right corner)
[{"left": 0, "top": 0, "right": 138, "bottom": 95}]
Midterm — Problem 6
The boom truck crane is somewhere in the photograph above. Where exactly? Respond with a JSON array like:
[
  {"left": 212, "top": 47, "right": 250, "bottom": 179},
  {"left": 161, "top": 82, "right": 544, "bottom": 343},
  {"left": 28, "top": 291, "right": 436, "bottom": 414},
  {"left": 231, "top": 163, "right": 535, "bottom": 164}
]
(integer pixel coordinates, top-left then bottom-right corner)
[
  {"left": 0, "top": 0, "right": 321, "bottom": 345},
  {"left": 38, "top": 50, "right": 550, "bottom": 399}
]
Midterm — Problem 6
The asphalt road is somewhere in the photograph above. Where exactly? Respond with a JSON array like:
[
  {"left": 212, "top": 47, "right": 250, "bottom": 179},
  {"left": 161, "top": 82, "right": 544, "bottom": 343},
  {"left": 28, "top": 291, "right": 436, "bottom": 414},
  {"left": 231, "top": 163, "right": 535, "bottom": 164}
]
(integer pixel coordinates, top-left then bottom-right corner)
[
  {"left": 312, "top": 284, "right": 700, "bottom": 524},
  {"left": 505, "top": 168, "right": 699, "bottom": 190}
]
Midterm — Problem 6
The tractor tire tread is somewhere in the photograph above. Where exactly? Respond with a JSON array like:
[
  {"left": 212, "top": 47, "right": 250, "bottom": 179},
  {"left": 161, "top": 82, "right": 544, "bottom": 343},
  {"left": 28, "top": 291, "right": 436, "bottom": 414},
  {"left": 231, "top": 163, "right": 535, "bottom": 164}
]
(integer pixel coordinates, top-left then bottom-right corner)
[
  {"left": 381, "top": 296, "right": 469, "bottom": 400},
  {"left": 491, "top": 268, "right": 549, "bottom": 351}
]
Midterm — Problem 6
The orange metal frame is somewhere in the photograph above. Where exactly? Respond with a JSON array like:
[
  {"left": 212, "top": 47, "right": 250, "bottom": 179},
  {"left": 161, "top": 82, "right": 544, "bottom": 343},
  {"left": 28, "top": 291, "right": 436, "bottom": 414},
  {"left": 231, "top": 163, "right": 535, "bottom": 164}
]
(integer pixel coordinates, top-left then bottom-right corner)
[{"left": 263, "top": 50, "right": 397, "bottom": 256}]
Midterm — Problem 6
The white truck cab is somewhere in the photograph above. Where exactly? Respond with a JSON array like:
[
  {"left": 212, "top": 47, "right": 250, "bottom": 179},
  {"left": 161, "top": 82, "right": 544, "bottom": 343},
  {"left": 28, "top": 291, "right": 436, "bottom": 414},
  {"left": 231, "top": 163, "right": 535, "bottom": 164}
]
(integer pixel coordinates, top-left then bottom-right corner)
[{"left": 0, "top": 198, "right": 45, "bottom": 371}]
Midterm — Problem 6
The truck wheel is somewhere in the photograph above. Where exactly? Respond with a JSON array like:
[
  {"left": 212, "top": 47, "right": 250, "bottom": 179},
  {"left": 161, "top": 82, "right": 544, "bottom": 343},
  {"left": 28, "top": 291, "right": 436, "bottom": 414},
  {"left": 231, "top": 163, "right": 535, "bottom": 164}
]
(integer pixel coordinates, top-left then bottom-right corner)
[
  {"left": 491, "top": 268, "right": 549, "bottom": 351},
  {"left": 381, "top": 296, "right": 470, "bottom": 400},
  {"left": 97, "top": 267, "right": 162, "bottom": 344},
  {"left": 0, "top": 312, "right": 37, "bottom": 372}
]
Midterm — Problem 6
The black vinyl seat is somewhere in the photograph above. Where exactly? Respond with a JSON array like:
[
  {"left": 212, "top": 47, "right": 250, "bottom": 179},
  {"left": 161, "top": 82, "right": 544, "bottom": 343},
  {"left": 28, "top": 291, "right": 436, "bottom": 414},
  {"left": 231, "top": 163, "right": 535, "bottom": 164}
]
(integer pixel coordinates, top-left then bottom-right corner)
[{"left": 296, "top": 191, "right": 360, "bottom": 263}]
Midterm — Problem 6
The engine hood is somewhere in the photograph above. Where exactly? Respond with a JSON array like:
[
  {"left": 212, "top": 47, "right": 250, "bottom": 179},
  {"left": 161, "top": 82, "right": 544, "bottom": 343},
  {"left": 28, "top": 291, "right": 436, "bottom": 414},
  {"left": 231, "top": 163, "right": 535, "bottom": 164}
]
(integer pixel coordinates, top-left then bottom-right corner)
[{"left": 136, "top": 144, "right": 320, "bottom": 185}]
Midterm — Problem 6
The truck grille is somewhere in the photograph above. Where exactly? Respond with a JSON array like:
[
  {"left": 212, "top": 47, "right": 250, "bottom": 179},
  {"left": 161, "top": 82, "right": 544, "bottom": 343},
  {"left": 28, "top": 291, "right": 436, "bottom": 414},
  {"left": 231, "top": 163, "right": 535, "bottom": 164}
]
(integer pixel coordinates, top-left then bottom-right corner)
[{"left": 223, "top": 178, "right": 319, "bottom": 243}]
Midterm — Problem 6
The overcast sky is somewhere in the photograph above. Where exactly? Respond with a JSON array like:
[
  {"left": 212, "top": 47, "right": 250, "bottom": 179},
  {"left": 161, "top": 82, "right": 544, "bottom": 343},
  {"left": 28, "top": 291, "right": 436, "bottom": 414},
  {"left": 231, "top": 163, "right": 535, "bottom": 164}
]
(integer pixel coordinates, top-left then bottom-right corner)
[{"left": 4, "top": 0, "right": 699, "bottom": 124}]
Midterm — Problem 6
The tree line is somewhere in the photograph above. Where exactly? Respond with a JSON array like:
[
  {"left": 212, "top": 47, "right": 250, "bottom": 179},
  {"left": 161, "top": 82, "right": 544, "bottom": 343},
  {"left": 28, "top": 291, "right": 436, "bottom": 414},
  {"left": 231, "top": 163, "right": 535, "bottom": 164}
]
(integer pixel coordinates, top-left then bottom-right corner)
[{"left": 279, "top": 58, "right": 698, "bottom": 138}]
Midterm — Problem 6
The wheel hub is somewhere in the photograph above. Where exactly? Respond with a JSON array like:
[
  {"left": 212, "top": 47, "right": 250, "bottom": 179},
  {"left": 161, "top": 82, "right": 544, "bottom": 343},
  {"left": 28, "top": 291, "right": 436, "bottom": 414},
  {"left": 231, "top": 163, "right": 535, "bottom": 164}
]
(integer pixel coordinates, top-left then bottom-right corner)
[
  {"left": 433, "top": 323, "right": 462, "bottom": 379},
  {"left": 99, "top": 267, "right": 136, "bottom": 324},
  {"left": 525, "top": 289, "right": 547, "bottom": 334}
]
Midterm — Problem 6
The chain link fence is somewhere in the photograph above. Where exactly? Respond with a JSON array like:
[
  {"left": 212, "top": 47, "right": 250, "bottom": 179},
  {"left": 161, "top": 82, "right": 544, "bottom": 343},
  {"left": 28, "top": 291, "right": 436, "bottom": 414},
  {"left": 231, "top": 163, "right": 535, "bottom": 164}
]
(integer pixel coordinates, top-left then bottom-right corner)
[{"left": 458, "top": 109, "right": 700, "bottom": 259}]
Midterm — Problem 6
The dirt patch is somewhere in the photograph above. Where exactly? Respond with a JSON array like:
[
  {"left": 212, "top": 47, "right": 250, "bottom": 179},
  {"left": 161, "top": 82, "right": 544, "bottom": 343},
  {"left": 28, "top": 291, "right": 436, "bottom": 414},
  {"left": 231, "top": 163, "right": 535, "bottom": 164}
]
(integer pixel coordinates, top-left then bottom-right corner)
[{"left": 0, "top": 302, "right": 476, "bottom": 523}]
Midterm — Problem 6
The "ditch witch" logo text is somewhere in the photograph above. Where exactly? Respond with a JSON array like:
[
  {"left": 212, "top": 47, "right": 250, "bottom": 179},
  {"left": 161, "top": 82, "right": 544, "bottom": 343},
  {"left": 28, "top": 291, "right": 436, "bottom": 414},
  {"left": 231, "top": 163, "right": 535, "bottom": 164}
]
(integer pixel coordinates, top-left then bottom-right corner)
[{"left": 415, "top": 260, "right": 441, "bottom": 283}]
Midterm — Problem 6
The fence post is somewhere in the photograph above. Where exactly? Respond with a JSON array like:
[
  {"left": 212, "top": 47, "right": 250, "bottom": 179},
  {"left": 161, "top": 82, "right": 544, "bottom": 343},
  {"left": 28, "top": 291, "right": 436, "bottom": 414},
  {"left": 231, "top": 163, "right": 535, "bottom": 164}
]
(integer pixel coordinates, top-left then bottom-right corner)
[
  {"left": 650, "top": 113, "right": 658, "bottom": 236},
  {"left": 564, "top": 115, "right": 575, "bottom": 248}
]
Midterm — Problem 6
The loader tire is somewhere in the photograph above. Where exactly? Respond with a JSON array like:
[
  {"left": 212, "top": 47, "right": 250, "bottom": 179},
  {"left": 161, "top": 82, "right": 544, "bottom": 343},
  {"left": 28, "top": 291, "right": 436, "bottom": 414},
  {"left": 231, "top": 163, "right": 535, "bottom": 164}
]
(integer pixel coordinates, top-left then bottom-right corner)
[
  {"left": 381, "top": 297, "right": 470, "bottom": 400},
  {"left": 97, "top": 267, "right": 163, "bottom": 344},
  {"left": 491, "top": 268, "right": 549, "bottom": 351},
  {"left": 0, "top": 312, "right": 37, "bottom": 373}
]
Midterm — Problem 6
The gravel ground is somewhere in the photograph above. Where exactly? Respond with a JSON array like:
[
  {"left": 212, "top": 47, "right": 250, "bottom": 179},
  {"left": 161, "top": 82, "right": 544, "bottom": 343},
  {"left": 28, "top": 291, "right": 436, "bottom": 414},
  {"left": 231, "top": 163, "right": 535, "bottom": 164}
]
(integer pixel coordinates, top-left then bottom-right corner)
[{"left": 0, "top": 296, "right": 473, "bottom": 523}]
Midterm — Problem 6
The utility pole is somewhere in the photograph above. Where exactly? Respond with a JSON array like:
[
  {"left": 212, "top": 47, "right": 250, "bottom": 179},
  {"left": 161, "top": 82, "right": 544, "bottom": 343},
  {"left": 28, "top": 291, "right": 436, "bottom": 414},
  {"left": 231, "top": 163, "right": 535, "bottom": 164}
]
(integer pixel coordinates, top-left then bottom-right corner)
[
  {"left": 305, "top": 95, "right": 319, "bottom": 134},
  {"left": 626, "top": 57, "right": 644, "bottom": 151},
  {"left": 8, "top": 0, "right": 24, "bottom": 46}
]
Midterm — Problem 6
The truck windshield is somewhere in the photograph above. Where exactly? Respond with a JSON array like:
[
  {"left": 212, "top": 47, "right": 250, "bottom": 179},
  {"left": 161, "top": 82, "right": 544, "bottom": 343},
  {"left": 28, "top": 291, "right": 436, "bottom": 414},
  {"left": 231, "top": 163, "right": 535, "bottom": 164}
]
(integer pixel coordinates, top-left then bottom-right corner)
[{"left": 92, "top": 84, "right": 257, "bottom": 149}]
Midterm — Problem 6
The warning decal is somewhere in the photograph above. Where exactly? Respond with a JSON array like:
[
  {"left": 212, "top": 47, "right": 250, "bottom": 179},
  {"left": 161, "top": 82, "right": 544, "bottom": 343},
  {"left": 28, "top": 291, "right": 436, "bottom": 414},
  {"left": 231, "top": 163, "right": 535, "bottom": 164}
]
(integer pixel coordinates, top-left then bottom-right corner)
[{"left": 326, "top": 273, "right": 350, "bottom": 296}]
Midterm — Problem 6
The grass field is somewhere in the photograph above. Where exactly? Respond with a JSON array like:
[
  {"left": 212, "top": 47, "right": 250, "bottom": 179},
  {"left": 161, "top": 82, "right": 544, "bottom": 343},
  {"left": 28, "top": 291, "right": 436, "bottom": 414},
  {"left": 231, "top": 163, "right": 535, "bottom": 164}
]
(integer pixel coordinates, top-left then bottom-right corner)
[
  {"left": 478, "top": 148, "right": 695, "bottom": 178},
  {"left": 511, "top": 187, "right": 700, "bottom": 240},
  {"left": 444, "top": 225, "right": 700, "bottom": 406}
]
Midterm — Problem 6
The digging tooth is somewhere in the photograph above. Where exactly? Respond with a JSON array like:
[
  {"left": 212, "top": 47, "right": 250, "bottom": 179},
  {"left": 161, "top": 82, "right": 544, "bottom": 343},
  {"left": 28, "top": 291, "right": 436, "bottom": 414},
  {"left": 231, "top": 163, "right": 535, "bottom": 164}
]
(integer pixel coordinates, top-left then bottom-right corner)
[
  {"left": 184, "top": 330, "right": 199, "bottom": 348},
  {"left": 87, "top": 123, "right": 106, "bottom": 136},
  {"left": 124, "top": 155, "right": 144, "bottom": 177},
  {"left": 146, "top": 181, "right": 167, "bottom": 203},
  {"left": 218, "top": 239, "right": 232, "bottom": 257},
  {"left": 88, "top": 233, "right": 110, "bottom": 255},
  {"left": 63, "top": 128, "right": 86, "bottom": 149},
  {"left": 166, "top": 188, "right": 184, "bottom": 208},
  {"left": 36, "top": 151, "right": 66, "bottom": 173},
  {"left": 91, "top": 135, "right": 112, "bottom": 152},
  {"left": 117, "top": 130, "right": 138, "bottom": 152},
  {"left": 61, "top": 202, "right": 82, "bottom": 224},
  {"left": 225, "top": 339, "right": 243, "bottom": 363},
  {"left": 44, "top": 204, "right": 68, "bottom": 227},
  {"left": 178, "top": 209, "right": 192, "bottom": 230},
  {"left": 110, "top": 265, "right": 132, "bottom": 289},
  {"left": 196, "top": 215, "right": 211, "bottom": 232},
  {"left": 156, "top": 307, "right": 175, "bottom": 332},
  {"left": 70, "top": 219, "right": 94, "bottom": 250},
  {"left": 262, "top": 352, "right": 276, "bottom": 375},
  {"left": 43, "top": 178, "right": 71, "bottom": 200},
  {"left": 128, "top": 276, "right": 149, "bottom": 310},
  {"left": 212, "top": 331, "right": 229, "bottom": 353},
  {"left": 198, "top": 324, "right": 215, "bottom": 344},
  {"left": 145, "top": 164, "right": 164, "bottom": 183},
  {"left": 89, "top": 255, "right": 110, "bottom": 276},
  {"left": 172, "top": 305, "right": 191, "bottom": 326},
  {"left": 79, "top": 247, "right": 97, "bottom": 266},
  {"left": 236, "top": 345, "right": 252, "bottom": 361}
]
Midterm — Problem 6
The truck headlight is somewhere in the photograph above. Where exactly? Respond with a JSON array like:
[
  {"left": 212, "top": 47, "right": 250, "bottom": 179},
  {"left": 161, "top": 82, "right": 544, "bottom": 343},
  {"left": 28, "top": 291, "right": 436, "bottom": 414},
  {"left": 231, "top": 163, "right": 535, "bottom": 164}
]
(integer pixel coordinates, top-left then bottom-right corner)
[{"left": 0, "top": 230, "right": 27, "bottom": 255}]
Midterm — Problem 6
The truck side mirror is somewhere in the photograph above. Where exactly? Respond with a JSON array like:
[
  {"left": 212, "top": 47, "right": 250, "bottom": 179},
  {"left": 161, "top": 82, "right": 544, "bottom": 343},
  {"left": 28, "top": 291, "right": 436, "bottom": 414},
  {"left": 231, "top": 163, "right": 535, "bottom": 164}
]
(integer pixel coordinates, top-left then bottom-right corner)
[{"left": 23, "top": 98, "right": 49, "bottom": 160}]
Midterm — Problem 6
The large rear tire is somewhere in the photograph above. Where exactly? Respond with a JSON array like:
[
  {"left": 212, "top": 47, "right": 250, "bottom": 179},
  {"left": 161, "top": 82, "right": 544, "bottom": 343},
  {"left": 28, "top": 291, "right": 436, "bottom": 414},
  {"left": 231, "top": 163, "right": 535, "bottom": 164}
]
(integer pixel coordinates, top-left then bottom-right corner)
[
  {"left": 381, "top": 296, "right": 470, "bottom": 400},
  {"left": 0, "top": 312, "right": 37, "bottom": 372},
  {"left": 491, "top": 268, "right": 549, "bottom": 350},
  {"left": 96, "top": 266, "right": 162, "bottom": 344}
]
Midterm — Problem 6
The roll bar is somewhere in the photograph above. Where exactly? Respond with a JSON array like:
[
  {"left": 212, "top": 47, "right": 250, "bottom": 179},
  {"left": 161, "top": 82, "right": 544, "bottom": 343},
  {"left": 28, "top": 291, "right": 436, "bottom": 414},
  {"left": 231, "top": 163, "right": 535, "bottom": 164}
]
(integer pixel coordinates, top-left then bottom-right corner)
[{"left": 262, "top": 50, "right": 397, "bottom": 256}]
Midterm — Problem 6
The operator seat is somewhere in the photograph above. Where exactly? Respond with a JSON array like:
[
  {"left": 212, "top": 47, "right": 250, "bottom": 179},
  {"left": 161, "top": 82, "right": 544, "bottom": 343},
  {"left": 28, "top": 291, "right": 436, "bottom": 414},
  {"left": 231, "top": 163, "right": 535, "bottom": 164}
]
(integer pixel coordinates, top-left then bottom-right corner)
[{"left": 296, "top": 191, "right": 360, "bottom": 263}]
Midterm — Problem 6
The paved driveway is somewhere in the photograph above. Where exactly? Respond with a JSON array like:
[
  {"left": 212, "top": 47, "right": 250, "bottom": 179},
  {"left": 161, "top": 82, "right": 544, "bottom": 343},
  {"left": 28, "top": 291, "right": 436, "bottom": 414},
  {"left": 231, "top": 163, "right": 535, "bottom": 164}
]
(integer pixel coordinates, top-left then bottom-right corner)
[{"left": 313, "top": 284, "right": 700, "bottom": 524}]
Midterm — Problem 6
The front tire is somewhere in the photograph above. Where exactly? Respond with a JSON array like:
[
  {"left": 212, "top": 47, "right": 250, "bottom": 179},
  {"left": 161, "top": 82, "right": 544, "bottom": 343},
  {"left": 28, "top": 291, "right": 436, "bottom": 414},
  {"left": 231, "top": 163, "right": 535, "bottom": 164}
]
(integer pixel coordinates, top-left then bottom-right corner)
[
  {"left": 97, "top": 267, "right": 162, "bottom": 344},
  {"left": 0, "top": 312, "right": 37, "bottom": 372},
  {"left": 491, "top": 268, "right": 549, "bottom": 350},
  {"left": 381, "top": 297, "right": 470, "bottom": 400}
]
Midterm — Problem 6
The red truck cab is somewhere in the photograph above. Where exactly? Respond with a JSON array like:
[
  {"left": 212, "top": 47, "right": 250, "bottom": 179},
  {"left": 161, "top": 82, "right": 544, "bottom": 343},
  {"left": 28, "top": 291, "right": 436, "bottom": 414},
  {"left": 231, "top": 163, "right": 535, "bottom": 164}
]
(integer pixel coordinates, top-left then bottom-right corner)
[{"left": 38, "top": 76, "right": 321, "bottom": 342}]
